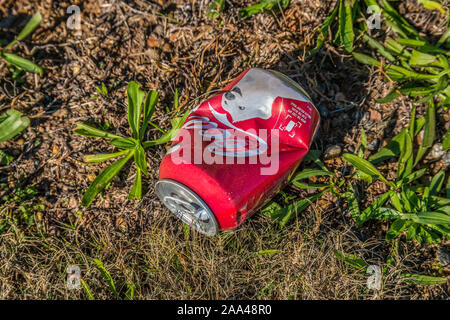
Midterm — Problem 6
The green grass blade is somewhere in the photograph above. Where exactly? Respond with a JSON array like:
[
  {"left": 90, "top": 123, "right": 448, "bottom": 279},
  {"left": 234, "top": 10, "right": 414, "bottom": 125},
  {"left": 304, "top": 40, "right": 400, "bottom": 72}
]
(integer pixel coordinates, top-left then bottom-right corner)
[
  {"left": 127, "top": 81, "right": 146, "bottom": 140},
  {"left": 363, "top": 34, "right": 396, "bottom": 62},
  {"left": 109, "top": 137, "right": 137, "bottom": 149},
  {"left": 291, "top": 168, "right": 335, "bottom": 182},
  {"left": 128, "top": 168, "right": 142, "bottom": 199},
  {"left": 17, "top": 12, "right": 42, "bottom": 41},
  {"left": 414, "top": 100, "right": 435, "bottom": 166},
  {"left": 334, "top": 250, "right": 368, "bottom": 270},
  {"left": 344, "top": 185, "right": 361, "bottom": 223},
  {"left": 429, "top": 170, "right": 445, "bottom": 196},
  {"left": 140, "top": 90, "right": 158, "bottom": 141},
  {"left": 134, "top": 144, "right": 148, "bottom": 176},
  {"left": 352, "top": 52, "right": 381, "bottom": 67},
  {"left": 357, "top": 190, "right": 392, "bottom": 226},
  {"left": 74, "top": 122, "right": 122, "bottom": 139},
  {"left": 401, "top": 273, "right": 448, "bottom": 285},
  {"left": 339, "top": 0, "right": 355, "bottom": 52},
  {"left": 142, "top": 110, "right": 189, "bottom": 148},
  {"left": 80, "top": 279, "right": 95, "bottom": 300},
  {"left": 310, "top": 1, "right": 339, "bottom": 55},
  {"left": 84, "top": 150, "right": 129, "bottom": 163},
  {"left": 403, "top": 211, "right": 450, "bottom": 225},
  {"left": 0, "top": 109, "right": 30, "bottom": 143},
  {"left": 343, "top": 153, "right": 391, "bottom": 186},
  {"left": 1, "top": 53, "right": 43, "bottom": 75},
  {"left": 92, "top": 259, "right": 119, "bottom": 299},
  {"left": 81, "top": 151, "right": 134, "bottom": 207},
  {"left": 443, "top": 129, "right": 450, "bottom": 151}
]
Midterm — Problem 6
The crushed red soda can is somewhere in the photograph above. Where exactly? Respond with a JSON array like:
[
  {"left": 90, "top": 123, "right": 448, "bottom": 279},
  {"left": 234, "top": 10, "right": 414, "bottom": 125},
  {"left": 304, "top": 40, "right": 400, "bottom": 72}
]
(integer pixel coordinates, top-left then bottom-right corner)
[{"left": 155, "top": 68, "right": 320, "bottom": 236}]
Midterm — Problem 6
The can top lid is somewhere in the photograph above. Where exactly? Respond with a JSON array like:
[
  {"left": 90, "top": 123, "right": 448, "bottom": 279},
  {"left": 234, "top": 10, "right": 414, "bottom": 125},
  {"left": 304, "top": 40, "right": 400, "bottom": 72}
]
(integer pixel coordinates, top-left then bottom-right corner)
[{"left": 155, "top": 179, "right": 218, "bottom": 236}]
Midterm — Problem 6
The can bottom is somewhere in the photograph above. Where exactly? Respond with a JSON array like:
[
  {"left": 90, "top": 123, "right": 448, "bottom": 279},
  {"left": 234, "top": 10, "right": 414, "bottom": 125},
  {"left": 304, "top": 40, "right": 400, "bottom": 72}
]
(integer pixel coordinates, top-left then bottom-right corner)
[{"left": 155, "top": 179, "right": 219, "bottom": 236}]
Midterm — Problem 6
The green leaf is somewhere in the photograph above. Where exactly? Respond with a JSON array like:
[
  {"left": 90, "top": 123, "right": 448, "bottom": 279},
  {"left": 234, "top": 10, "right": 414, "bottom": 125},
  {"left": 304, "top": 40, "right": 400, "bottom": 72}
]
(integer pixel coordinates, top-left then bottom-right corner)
[
  {"left": 80, "top": 279, "right": 95, "bottom": 300},
  {"left": 369, "top": 117, "right": 424, "bottom": 164},
  {"left": 357, "top": 190, "right": 392, "bottom": 227},
  {"left": 128, "top": 168, "right": 142, "bottom": 199},
  {"left": 339, "top": 0, "right": 354, "bottom": 52},
  {"left": 74, "top": 122, "right": 122, "bottom": 139},
  {"left": 3, "top": 12, "right": 42, "bottom": 50},
  {"left": 380, "top": 0, "right": 419, "bottom": 38},
  {"left": 206, "top": 0, "right": 225, "bottom": 18},
  {"left": 84, "top": 150, "right": 129, "bottom": 163},
  {"left": 377, "top": 89, "right": 400, "bottom": 103},
  {"left": 310, "top": 2, "right": 339, "bottom": 55},
  {"left": 1, "top": 53, "right": 43, "bottom": 76},
  {"left": 239, "top": 0, "right": 290, "bottom": 18},
  {"left": 362, "top": 34, "right": 396, "bottom": 62},
  {"left": 358, "top": 128, "right": 367, "bottom": 158},
  {"left": 109, "top": 137, "right": 137, "bottom": 149},
  {"left": 397, "top": 115, "right": 414, "bottom": 180},
  {"left": 81, "top": 151, "right": 134, "bottom": 207},
  {"left": 303, "top": 150, "right": 328, "bottom": 171},
  {"left": 415, "top": 99, "right": 435, "bottom": 166},
  {"left": 400, "top": 168, "right": 427, "bottom": 185},
  {"left": 409, "top": 49, "right": 437, "bottom": 66},
  {"left": 134, "top": 144, "right": 148, "bottom": 176},
  {"left": 334, "top": 250, "right": 368, "bottom": 270},
  {"left": 127, "top": 81, "right": 146, "bottom": 140},
  {"left": 92, "top": 259, "right": 119, "bottom": 299},
  {"left": 344, "top": 185, "right": 361, "bottom": 222},
  {"left": 429, "top": 170, "right": 445, "bottom": 196},
  {"left": 140, "top": 90, "right": 158, "bottom": 141},
  {"left": 263, "top": 191, "right": 326, "bottom": 228},
  {"left": 142, "top": 110, "right": 190, "bottom": 148},
  {"left": 352, "top": 52, "right": 381, "bottom": 67},
  {"left": 17, "top": 12, "right": 42, "bottom": 41},
  {"left": 386, "top": 219, "right": 410, "bottom": 241},
  {"left": 401, "top": 273, "right": 448, "bottom": 285},
  {"left": 291, "top": 168, "right": 335, "bottom": 184},
  {"left": 0, "top": 150, "right": 14, "bottom": 165},
  {"left": 443, "top": 129, "right": 450, "bottom": 151},
  {"left": 417, "top": 0, "right": 446, "bottom": 14},
  {"left": 402, "top": 211, "right": 450, "bottom": 225},
  {"left": 255, "top": 249, "right": 280, "bottom": 255},
  {"left": 384, "top": 37, "right": 411, "bottom": 58},
  {"left": 343, "top": 153, "right": 391, "bottom": 186},
  {"left": 0, "top": 109, "right": 30, "bottom": 143}
]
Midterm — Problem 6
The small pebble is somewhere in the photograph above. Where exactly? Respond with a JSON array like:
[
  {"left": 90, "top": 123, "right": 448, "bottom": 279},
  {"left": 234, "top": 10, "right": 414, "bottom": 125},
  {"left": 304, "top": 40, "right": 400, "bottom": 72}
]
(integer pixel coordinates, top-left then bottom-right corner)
[
  {"left": 367, "top": 138, "right": 379, "bottom": 151},
  {"left": 335, "top": 92, "right": 346, "bottom": 102},
  {"left": 429, "top": 143, "right": 445, "bottom": 160},
  {"left": 318, "top": 105, "right": 328, "bottom": 118},
  {"left": 437, "top": 247, "right": 450, "bottom": 268},
  {"left": 324, "top": 145, "right": 342, "bottom": 159},
  {"left": 369, "top": 109, "right": 382, "bottom": 121},
  {"left": 443, "top": 151, "right": 450, "bottom": 166}
]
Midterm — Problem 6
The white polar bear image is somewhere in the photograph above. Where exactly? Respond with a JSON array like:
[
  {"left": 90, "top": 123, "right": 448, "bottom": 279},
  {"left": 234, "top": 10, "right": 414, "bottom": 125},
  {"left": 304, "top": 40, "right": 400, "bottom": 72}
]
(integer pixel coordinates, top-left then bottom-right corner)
[{"left": 221, "top": 68, "right": 310, "bottom": 123}]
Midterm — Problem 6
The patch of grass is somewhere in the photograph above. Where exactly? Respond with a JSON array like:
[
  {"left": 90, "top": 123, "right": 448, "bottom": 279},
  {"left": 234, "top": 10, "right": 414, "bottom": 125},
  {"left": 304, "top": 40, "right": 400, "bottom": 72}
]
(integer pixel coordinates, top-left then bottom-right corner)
[
  {"left": 75, "top": 81, "right": 188, "bottom": 206},
  {"left": 343, "top": 106, "right": 449, "bottom": 245},
  {"left": 239, "top": 0, "right": 290, "bottom": 19},
  {"left": 0, "top": 12, "right": 43, "bottom": 82},
  {"left": 0, "top": 184, "right": 44, "bottom": 233}
]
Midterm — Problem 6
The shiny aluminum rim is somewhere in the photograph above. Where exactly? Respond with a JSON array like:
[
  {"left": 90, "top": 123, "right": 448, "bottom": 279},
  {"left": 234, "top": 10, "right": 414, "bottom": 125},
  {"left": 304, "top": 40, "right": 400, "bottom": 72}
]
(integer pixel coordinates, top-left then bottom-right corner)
[{"left": 155, "top": 179, "right": 218, "bottom": 236}]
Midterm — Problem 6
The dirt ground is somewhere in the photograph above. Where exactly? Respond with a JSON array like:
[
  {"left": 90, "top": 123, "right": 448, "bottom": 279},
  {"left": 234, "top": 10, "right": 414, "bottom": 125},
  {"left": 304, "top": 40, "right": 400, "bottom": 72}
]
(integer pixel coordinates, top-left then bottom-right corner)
[{"left": 0, "top": 0, "right": 448, "bottom": 299}]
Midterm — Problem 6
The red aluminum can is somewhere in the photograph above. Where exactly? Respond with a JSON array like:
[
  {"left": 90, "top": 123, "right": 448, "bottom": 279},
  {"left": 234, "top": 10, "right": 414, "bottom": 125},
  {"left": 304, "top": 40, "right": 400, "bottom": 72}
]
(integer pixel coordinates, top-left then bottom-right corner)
[{"left": 155, "top": 68, "right": 320, "bottom": 236}]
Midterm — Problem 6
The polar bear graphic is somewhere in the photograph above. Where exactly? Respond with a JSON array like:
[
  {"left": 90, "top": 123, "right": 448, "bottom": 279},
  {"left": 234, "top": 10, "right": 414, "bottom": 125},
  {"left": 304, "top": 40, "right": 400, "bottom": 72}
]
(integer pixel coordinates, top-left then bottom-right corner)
[{"left": 221, "top": 68, "right": 310, "bottom": 123}]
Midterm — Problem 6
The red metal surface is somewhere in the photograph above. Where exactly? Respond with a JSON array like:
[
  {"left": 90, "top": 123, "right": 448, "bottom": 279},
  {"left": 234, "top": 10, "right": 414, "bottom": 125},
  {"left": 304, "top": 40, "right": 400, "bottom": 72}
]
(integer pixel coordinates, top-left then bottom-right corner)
[{"left": 158, "top": 68, "right": 320, "bottom": 231}]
